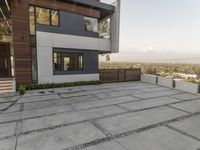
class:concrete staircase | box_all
[0,78,16,94]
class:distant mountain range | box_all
[104,50,200,64]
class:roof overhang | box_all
[0,0,11,35]
[0,0,11,18]
[58,0,115,19]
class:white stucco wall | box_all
[36,31,100,84]
[37,31,111,51]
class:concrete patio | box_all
[1,81,200,150]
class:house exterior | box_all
[0,0,120,92]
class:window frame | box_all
[53,51,84,74]
[35,7,51,25]
[29,6,36,35]
[51,9,60,27]
[31,5,60,27]
[84,16,99,33]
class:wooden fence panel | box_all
[118,69,125,82]
[125,69,141,81]
[99,69,141,83]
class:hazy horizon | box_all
[101,0,200,63]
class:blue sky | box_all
[100,0,200,62]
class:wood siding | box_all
[29,0,100,18]
[11,0,100,85]
[99,69,141,83]
[11,0,32,85]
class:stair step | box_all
[0,90,13,94]
[0,79,15,94]
[0,81,12,84]
[0,87,12,90]
[0,83,13,87]
[0,83,13,86]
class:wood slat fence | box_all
[99,69,141,83]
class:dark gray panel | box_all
[53,48,99,75]
[36,11,99,38]
[84,50,99,73]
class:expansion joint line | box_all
[165,125,200,142]
[90,120,113,137]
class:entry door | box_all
[0,44,10,77]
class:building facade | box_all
[0,0,120,92]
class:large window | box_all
[99,18,111,39]
[35,7,59,26]
[84,16,98,33]
[36,7,50,25]
[53,52,83,72]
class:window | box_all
[51,10,59,26]
[53,52,83,72]
[31,47,38,81]
[99,18,111,39]
[29,6,35,35]
[53,53,61,71]
[36,7,50,25]
[35,7,59,26]
[84,16,98,33]
[30,35,36,47]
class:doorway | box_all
[0,43,11,78]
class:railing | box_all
[141,74,200,94]
[99,69,141,83]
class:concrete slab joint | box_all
[0,82,200,150]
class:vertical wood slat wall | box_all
[11,0,100,85]
[99,69,141,83]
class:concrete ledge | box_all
[141,74,157,84]
[157,76,173,88]
[175,80,199,94]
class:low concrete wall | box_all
[157,76,173,88]
[175,80,199,94]
[141,74,157,84]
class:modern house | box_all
[0,0,120,93]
